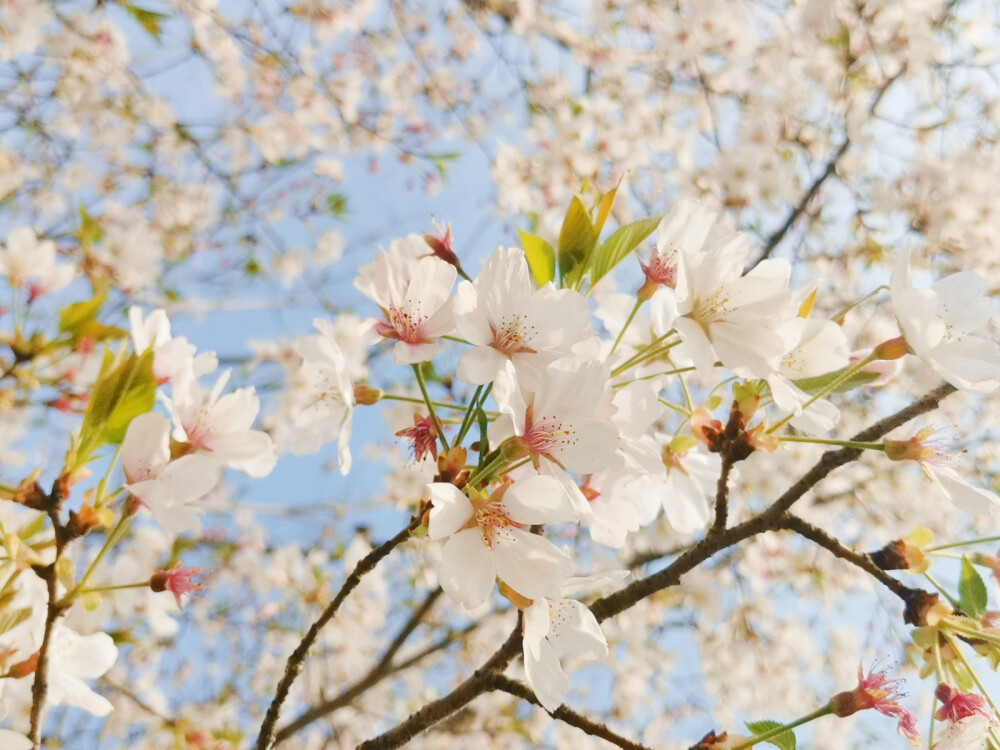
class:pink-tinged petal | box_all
[157,454,221,503]
[150,501,202,534]
[503,475,577,525]
[546,599,607,661]
[402,256,456,316]
[523,598,550,661]
[523,635,568,712]
[673,316,715,374]
[392,340,445,365]
[549,417,623,475]
[126,479,174,514]
[930,465,999,516]
[428,484,474,539]
[479,247,533,322]
[457,346,509,385]
[491,527,569,601]
[439,529,494,608]
[122,413,171,483]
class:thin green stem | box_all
[466,450,511,488]
[380,393,470,411]
[768,353,877,434]
[613,366,696,388]
[923,571,961,609]
[95,443,125,507]
[610,298,643,357]
[658,397,691,417]
[412,365,450,452]
[927,535,1000,553]
[610,331,677,377]
[61,513,132,605]
[669,354,694,412]
[778,436,886,451]
[80,581,151,594]
[729,705,833,750]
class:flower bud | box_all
[353,384,383,406]
[872,336,911,361]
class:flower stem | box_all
[942,631,1000,724]
[412,365,450,452]
[610,331,677,377]
[730,705,834,750]
[60,512,132,606]
[768,353,877,434]
[80,581,151,594]
[609,298,643,357]
[380,393,469,411]
[926,535,1000,553]
[923,571,961,609]
[778,436,886,451]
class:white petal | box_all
[491,527,569,600]
[121,413,170,483]
[523,599,550,660]
[428,484,474,539]
[439,529,494,608]
[546,599,608,661]
[931,465,998,516]
[457,347,508,385]
[523,636,568,712]
[503,475,578,525]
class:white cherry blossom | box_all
[354,246,456,364]
[123,412,221,533]
[427,476,574,609]
[0,227,74,295]
[891,250,1000,393]
[522,571,626,712]
[454,246,592,387]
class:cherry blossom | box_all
[453,246,592,387]
[122,412,221,533]
[167,368,277,478]
[891,250,1000,393]
[522,572,627,711]
[129,307,218,385]
[0,227,74,295]
[671,202,793,378]
[427,476,574,608]
[354,245,456,364]
[830,662,920,746]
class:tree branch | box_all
[357,619,523,750]
[489,674,655,750]
[254,517,418,750]
[273,587,444,745]
[357,381,956,749]
[780,514,914,600]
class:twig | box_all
[273,587,444,745]
[489,674,655,750]
[781,514,913,600]
[711,452,735,534]
[254,518,418,750]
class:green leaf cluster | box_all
[516,183,661,293]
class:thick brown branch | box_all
[489,674,654,750]
[255,518,417,750]
[357,620,523,750]
[781,514,914,600]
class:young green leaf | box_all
[960,556,989,620]
[123,4,171,41]
[587,215,662,288]
[745,719,797,750]
[517,228,556,287]
[76,348,157,466]
[557,195,598,286]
